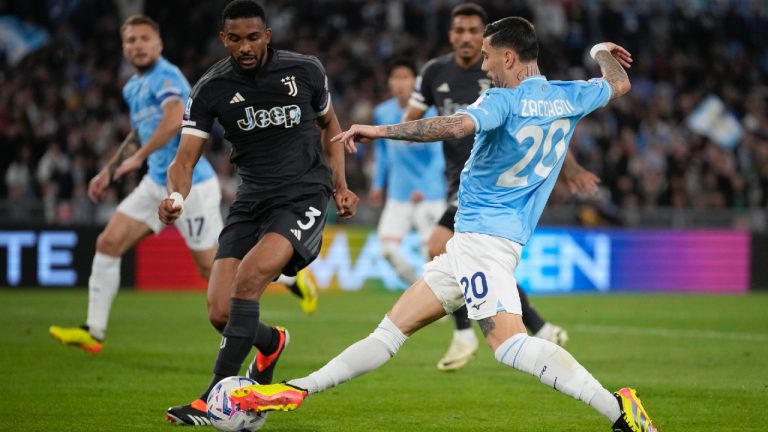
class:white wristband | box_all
[590,43,610,60]
[169,192,184,210]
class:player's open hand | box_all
[566,169,601,198]
[114,153,145,180]
[158,197,183,225]
[599,42,632,69]
[332,124,382,154]
[334,187,359,220]
[88,170,110,202]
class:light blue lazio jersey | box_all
[372,98,445,201]
[123,57,215,186]
[455,75,611,244]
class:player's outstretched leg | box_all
[611,388,659,432]
[490,316,660,431]
[437,305,478,371]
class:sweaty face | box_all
[220,17,272,70]
[122,24,162,70]
[449,15,484,63]
[387,66,416,101]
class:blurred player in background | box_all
[370,59,446,285]
[233,17,659,432]
[158,0,358,425]
[48,15,223,354]
[405,2,571,372]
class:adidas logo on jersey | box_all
[229,92,245,104]
[437,82,450,92]
[291,229,302,240]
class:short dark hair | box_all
[451,2,488,25]
[387,58,417,77]
[221,0,267,28]
[121,15,160,36]
[483,17,538,61]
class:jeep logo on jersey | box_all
[237,105,301,130]
[281,75,298,97]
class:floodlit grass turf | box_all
[1,288,767,431]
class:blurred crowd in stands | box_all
[1,0,767,225]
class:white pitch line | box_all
[571,324,768,342]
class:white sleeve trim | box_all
[181,127,210,139]
[601,78,612,107]
[457,111,480,133]
[316,94,331,117]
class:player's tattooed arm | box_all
[591,42,632,100]
[383,115,474,142]
[478,318,496,337]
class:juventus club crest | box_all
[281,75,298,97]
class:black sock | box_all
[285,281,302,298]
[253,323,279,355]
[452,305,472,330]
[518,284,545,333]
[205,299,261,394]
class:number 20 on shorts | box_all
[460,271,489,305]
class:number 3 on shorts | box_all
[460,271,489,305]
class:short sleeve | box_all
[576,78,612,116]
[409,62,435,111]
[308,57,331,116]
[181,84,215,139]
[151,72,185,107]
[456,89,509,133]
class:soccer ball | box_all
[206,376,268,432]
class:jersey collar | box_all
[522,75,547,82]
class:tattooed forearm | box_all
[594,50,630,100]
[478,317,496,337]
[384,116,468,142]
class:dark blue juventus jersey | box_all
[182,49,332,199]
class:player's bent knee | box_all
[95,232,123,256]
[370,315,408,356]
[207,304,228,332]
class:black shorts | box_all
[437,204,458,232]
[216,186,331,276]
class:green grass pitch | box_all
[2,288,767,431]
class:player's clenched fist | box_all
[158,192,184,225]
[334,187,359,220]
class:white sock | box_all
[85,252,121,340]
[534,322,553,339]
[276,274,297,286]
[453,328,478,345]
[381,241,419,284]
[289,315,407,394]
[495,333,620,423]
